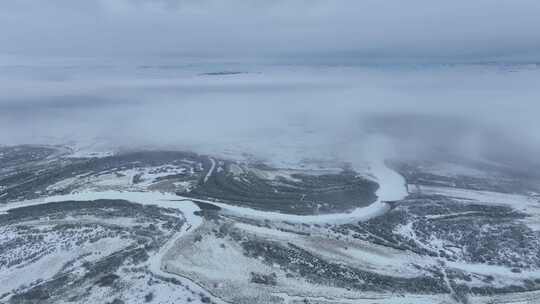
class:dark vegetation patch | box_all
[186,162,378,215]
[199,71,246,76]
[391,159,540,194]
[241,239,449,294]
[250,272,277,286]
[96,274,120,287]
[1,149,205,203]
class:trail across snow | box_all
[203,157,216,183]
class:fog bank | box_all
[1,63,540,169]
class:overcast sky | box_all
[1,0,540,61]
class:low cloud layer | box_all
[2,64,540,169]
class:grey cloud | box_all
[1,0,539,60]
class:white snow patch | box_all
[0,236,130,297]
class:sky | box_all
[1,1,540,169]
[1,0,540,61]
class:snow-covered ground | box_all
[3,163,539,303]
[0,234,130,297]
[2,157,408,225]
[43,165,189,194]
[62,140,116,159]
[418,162,496,178]
[1,190,189,214]
[413,184,540,231]
[0,190,224,304]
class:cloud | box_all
[1,0,539,60]
[1,64,540,169]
